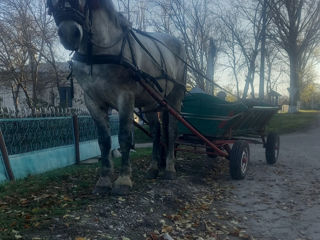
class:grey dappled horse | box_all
[47,0,186,195]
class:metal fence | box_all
[0,108,119,181]
[0,115,119,156]
[0,106,89,119]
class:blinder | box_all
[47,0,88,26]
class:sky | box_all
[54,0,320,98]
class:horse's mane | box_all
[98,0,131,29]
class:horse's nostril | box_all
[73,28,81,39]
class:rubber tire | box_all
[229,140,249,180]
[265,132,280,165]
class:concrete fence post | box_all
[0,129,14,181]
[72,114,80,164]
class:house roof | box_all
[269,89,282,97]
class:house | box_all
[0,62,85,110]
[268,90,281,106]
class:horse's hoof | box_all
[93,176,112,194]
[145,169,159,179]
[112,185,131,196]
[93,186,112,195]
[163,170,177,180]
[112,176,132,195]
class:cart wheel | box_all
[265,132,280,165]
[206,146,217,158]
[230,140,249,180]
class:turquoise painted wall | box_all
[0,115,120,183]
[10,145,76,179]
[79,136,119,161]
[0,137,120,182]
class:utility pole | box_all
[206,38,217,95]
[259,0,268,100]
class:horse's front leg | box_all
[112,93,134,195]
[84,95,113,194]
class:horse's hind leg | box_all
[145,112,161,179]
[84,95,113,194]
[112,93,134,195]
[164,87,185,180]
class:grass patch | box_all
[266,111,319,134]
[134,125,152,143]
[0,148,151,239]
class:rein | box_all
[71,28,167,93]
[72,25,183,93]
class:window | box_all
[59,87,72,107]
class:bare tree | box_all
[220,25,245,99]
[154,0,220,93]
[116,0,148,30]
[219,0,266,99]
[268,0,320,112]
[0,0,59,113]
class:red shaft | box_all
[139,80,228,158]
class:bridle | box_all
[47,0,89,27]
[47,0,129,61]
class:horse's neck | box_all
[79,8,123,55]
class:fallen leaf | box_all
[111,211,117,217]
[161,225,173,233]
[63,196,73,202]
[34,222,40,228]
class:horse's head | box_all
[48,0,130,51]
[47,0,92,51]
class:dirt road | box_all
[226,117,320,240]
[26,118,320,240]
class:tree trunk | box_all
[11,84,20,117]
[267,60,272,103]
[242,75,250,99]
[242,59,256,99]
[232,67,241,99]
[288,53,300,113]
